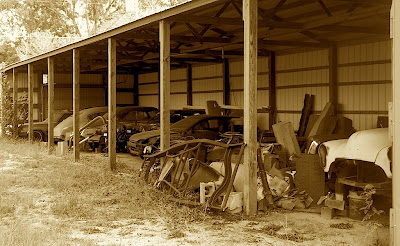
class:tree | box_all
[81,0,126,37]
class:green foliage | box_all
[360,185,385,221]
[0,73,28,136]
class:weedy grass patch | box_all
[0,137,210,230]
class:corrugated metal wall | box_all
[137,39,391,131]
[192,64,224,107]
[9,40,391,130]
[275,49,330,129]
[229,58,270,108]
[337,40,391,130]
[12,72,134,122]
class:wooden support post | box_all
[243,0,258,216]
[48,57,55,154]
[73,49,80,161]
[391,1,400,244]
[329,44,338,112]
[28,64,34,143]
[102,72,108,106]
[108,37,117,171]
[268,52,276,130]
[13,69,18,138]
[133,72,139,106]
[223,58,231,105]
[39,70,44,121]
[159,20,170,151]
[0,72,4,137]
[187,64,193,106]
[158,66,161,110]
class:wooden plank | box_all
[133,72,139,106]
[187,64,193,106]
[329,45,338,110]
[73,49,80,161]
[159,20,170,151]
[0,73,4,137]
[269,52,276,130]
[272,122,301,156]
[297,94,314,137]
[47,57,54,154]
[28,64,34,143]
[102,72,108,106]
[392,0,400,244]
[223,58,230,105]
[108,38,117,171]
[12,69,18,138]
[307,102,335,137]
[243,0,258,216]
[38,71,44,121]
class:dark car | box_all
[19,110,72,141]
[80,106,159,152]
[127,115,237,156]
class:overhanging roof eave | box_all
[0,0,221,73]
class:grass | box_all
[0,137,389,245]
[0,137,212,244]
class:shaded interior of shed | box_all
[4,0,392,131]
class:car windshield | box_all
[171,116,206,132]
[122,110,158,121]
[87,111,107,120]
[56,112,72,123]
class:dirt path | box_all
[0,139,390,245]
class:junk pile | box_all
[139,139,314,213]
[138,95,359,214]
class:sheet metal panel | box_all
[275,49,330,128]
[338,40,392,130]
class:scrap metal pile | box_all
[139,139,314,212]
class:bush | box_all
[1,73,28,136]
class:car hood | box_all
[319,128,392,178]
[129,130,161,142]
[129,129,180,142]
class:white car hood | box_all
[320,128,392,178]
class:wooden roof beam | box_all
[169,15,303,29]
[259,39,330,48]
[310,24,390,35]
[260,0,286,20]
[317,0,332,17]
[199,1,231,37]
[120,33,233,43]
[334,0,392,6]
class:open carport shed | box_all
[1,0,399,240]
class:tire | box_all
[140,157,161,184]
[32,131,45,142]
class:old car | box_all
[54,106,108,142]
[79,106,159,152]
[318,128,392,184]
[19,109,72,141]
[127,114,237,157]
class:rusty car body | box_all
[127,115,237,156]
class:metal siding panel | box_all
[230,91,243,106]
[139,95,158,108]
[337,40,391,130]
[171,81,186,93]
[117,74,134,89]
[193,93,223,107]
[116,92,133,105]
[193,79,223,91]
[140,72,158,83]
[170,94,187,109]
[171,68,186,81]
[139,83,158,94]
